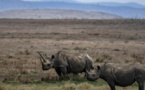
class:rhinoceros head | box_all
[38,52,55,70]
[86,66,101,81]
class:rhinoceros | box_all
[38,50,94,79]
[86,62,145,90]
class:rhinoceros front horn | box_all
[37,51,46,63]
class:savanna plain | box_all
[0,19,145,90]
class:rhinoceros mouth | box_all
[42,68,49,71]
[87,77,97,81]
[42,64,52,70]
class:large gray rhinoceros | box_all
[38,50,94,79]
[86,62,145,90]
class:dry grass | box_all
[0,19,145,89]
[0,81,139,90]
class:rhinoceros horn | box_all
[37,52,47,63]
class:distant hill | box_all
[0,9,122,19]
[0,0,145,18]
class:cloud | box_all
[22,0,71,1]
[74,0,145,5]
[22,0,43,1]
[21,0,145,5]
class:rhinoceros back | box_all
[54,51,93,73]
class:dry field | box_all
[0,19,145,90]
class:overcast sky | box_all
[21,0,145,5]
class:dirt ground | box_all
[0,19,145,83]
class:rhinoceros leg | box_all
[137,81,144,90]
[60,67,68,79]
[55,67,68,80]
[107,80,116,90]
[138,82,144,90]
[135,75,144,90]
[55,68,62,79]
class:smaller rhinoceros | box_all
[86,62,145,90]
[38,50,94,79]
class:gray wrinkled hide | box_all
[86,62,145,90]
[39,51,94,79]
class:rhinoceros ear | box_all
[51,55,55,59]
[97,66,101,70]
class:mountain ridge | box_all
[0,9,122,19]
[1,1,145,18]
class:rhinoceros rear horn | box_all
[86,70,89,74]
